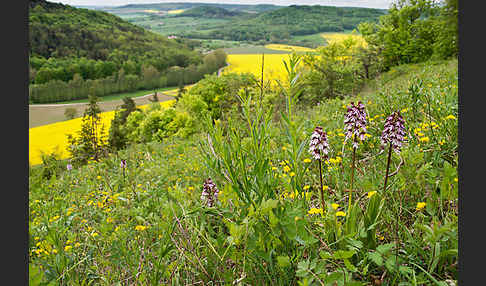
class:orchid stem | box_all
[383,142,393,193]
[319,159,325,215]
[348,145,356,211]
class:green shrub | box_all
[64,107,77,120]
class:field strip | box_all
[29,100,176,166]
[29,91,174,108]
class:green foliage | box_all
[108,97,140,152]
[66,96,108,164]
[176,6,246,18]
[303,38,365,102]
[29,0,198,65]
[182,5,385,44]
[63,107,77,120]
[29,49,228,104]
[186,72,256,120]
[38,148,64,180]
[28,0,228,103]
[358,0,458,70]
[29,56,457,285]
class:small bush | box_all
[64,107,77,120]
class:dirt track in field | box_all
[29,92,174,128]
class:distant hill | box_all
[176,6,246,18]
[108,2,280,14]
[29,0,198,63]
[183,5,387,42]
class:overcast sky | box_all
[49,0,393,9]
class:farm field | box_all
[264,44,316,52]
[224,53,296,82]
[29,89,176,128]
[223,45,290,55]
[131,16,230,36]
[29,100,176,166]
[167,9,185,14]
[320,32,367,47]
[34,86,179,105]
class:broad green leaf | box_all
[320,251,332,260]
[277,255,291,268]
[333,250,355,259]
[368,252,383,266]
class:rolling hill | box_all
[29,0,199,63]
[175,6,247,18]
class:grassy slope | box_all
[29,58,458,284]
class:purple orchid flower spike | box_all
[344,101,368,148]
[201,178,219,207]
[381,111,406,153]
[308,126,331,161]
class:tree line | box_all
[29,50,227,104]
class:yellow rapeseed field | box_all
[265,44,315,53]
[225,33,365,82]
[167,9,185,14]
[320,32,367,47]
[29,100,175,166]
[224,54,297,82]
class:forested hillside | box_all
[176,6,247,18]
[182,5,386,42]
[28,0,227,103]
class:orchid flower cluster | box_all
[201,178,219,207]
[308,126,331,161]
[344,101,368,149]
[381,111,406,153]
[305,102,407,215]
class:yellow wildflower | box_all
[64,245,72,251]
[445,115,456,120]
[289,172,295,177]
[336,211,346,217]
[135,225,148,231]
[303,158,311,163]
[419,137,430,143]
[303,185,310,190]
[367,191,377,198]
[416,202,426,211]
[308,208,323,216]
[283,165,291,173]
[331,203,339,210]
